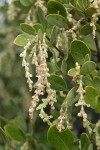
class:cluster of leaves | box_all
[0,0,100,150]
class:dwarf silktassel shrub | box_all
[4,0,100,149]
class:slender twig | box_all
[46,35,64,57]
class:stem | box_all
[46,36,64,57]
[95,36,100,62]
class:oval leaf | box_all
[46,14,67,28]
[80,133,91,150]
[47,62,57,74]
[82,76,92,86]
[48,125,74,150]
[93,76,100,93]
[88,144,93,150]
[4,125,26,142]
[66,87,78,106]
[9,116,26,132]
[81,61,96,75]
[85,86,98,109]
[81,23,92,36]
[33,23,43,32]
[68,68,77,77]
[14,34,28,46]
[48,75,67,91]
[36,7,46,27]
[47,0,67,17]
[20,23,36,35]
[70,40,90,64]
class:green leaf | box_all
[68,68,76,77]
[91,70,98,77]
[85,86,100,112]
[9,116,26,132]
[50,26,59,46]
[80,133,91,150]
[20,0,31,6]
[47,62,57,73]
[67,54,75,70]
[81,23,100,35]
[66,87,78,106]
[70,40,90,64]
[81,23,92,36]
[20,23,36,35]
[46,14,67,28]
[47,0,67,17]
[93,76,100,93]
[85,86,97,109]
[36,7,46,27]
[84,54,90,61]
[14,34,28,46]
[95,95,100,113]
[82,76,92,86]
[4,125,26,142]
[88,144,93,150]
[83,34,97,51]
[48,125,74,150]
[33,23,43,32]
[48,74,67,91]
[80,61,96,75]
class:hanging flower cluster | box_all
[73,63,90,126]
[20,42,33,91]
[66,10,83,40]
[90,0,100,38]
[67,18,83,40]
[29,33,56,125]
[57,99,72,132]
